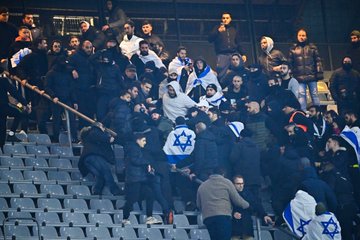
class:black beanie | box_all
[206,84,217,92]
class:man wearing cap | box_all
[120,20,143,59]
[80,20,106,50]
[347,30,360,72]
[0,7,18,71]
[122,63,138,89]
[199,83,228,111]
[150,108,173,142]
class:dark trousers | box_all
[204,215,232,240]
[36,100,51,134]
[149,174,170,214]
[96,92,117,122]
[0,105,28,148]
[337,203,358,240]
[51,100,77,140]
[84,155,120,195]
[123,181,154,219]
[77,90,96,130]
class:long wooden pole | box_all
[4,71,117,137]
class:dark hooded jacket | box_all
[191,129,218,177]
[230,137,262,186]
[68,49,96,91]
[78,125,115,176]
[124,142,149,183]
[299,167,338,212]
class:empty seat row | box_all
[0,169,90,183]
[0,157,77,169]
[2,144,73,157]
[2,225,210,240]
[0,183,95,197]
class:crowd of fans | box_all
[1,1,360,239]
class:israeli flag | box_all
[283,190,317,238]
[341,125,360,164]
[302,212,341,240]
[163,125,196,164]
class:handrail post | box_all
[256,217,262,240]
[65,109,73,148]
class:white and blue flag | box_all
[283,190,316,238]
[302,212,341,240]
[341,125,360,164]
[163,125,196,164]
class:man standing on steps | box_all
[197,167,250,240]
[208,12,246,82]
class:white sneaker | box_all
[18,130,28,138]
[146,216,162,225]
[122,219,131,225]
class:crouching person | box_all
[78,122,122,195]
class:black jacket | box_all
[68,50,96,91]
[96,62,123,94]
[81,26,106,50]
[230,137,262,186]
[221,64,249,88]
[208,24,244,55]
[258,49,286,77]
[105,98,132,138]
[78,126,115,176]
[0,77,27,109]
[299,167,338,212]
[329,67,360,103]
[44,64,76,103]
[124,142,149,183]
[192,129,218,175]
[289,42,323,83]
[0,22,18,59]
[16,48,48,88]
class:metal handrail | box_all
[4,71,117,138]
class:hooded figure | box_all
[186,58,222,102]
[163,81,196,122]
[258,36,286,77]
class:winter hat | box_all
[150,108,162,116]
[206,84,217,92]
[228,121,244,138]
[144,61,156,71]
[283,97,300,110]
[125,64,137,71]
[175,116,186,125]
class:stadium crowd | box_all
[1,1,360,239]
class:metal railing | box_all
[4,71,117,148]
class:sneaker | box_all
[122,219,131,225]
[6,134,21,142]
[146,216,162,225]
[18,130,28,138]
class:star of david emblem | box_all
[297,218,311,236]
[321,217,340,239]
[173,130,192,152]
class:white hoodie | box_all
[163,81,196,122]
[120,34,143,59]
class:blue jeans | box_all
[298,81,320,111]
[204,215,232,240]
[84,155,121,195]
